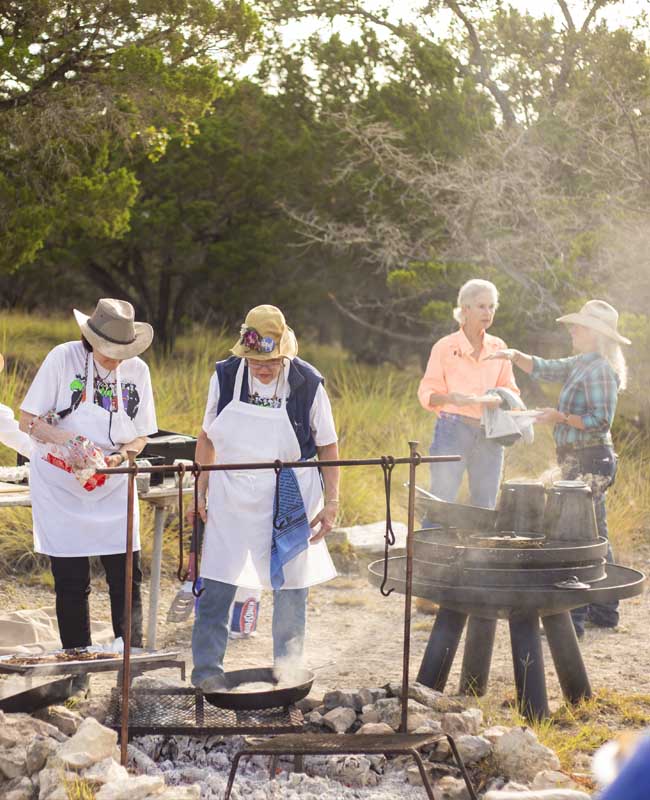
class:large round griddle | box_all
[203,667,314,710]
[369,557,645,619]
[412,557,607,587]
[414,529,609,567]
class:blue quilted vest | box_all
[215,356,324,459]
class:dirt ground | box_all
[2,548,649,710]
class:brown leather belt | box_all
[440,411,483,429]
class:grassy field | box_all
[0,311,648,578]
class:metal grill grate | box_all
[104,688,304,737]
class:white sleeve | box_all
[134,363,158,437]
[202,373,220,432]
[0,404,31,458]
[20,346,65,416]
[310,384,338,447]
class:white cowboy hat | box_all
[556,300,631,345]
[73,299,154,360]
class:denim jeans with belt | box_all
[557,444,619,635]
[191,578,309,686]
[427,412,504,510]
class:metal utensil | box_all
[167,518,204,623]
[409,484,498,530]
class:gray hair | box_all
[453,279,499,325]
[594,333,628,391]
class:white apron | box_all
[30,355,140,557]
[201,360,336,590]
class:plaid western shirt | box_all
[531,353,619,449]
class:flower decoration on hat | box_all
[239,325,276,354]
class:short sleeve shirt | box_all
[202,361,337,447]
[21,341,157,438]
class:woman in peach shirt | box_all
[417,279,519,509]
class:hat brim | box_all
[556,312,631,345]
[73,309,154,359]
[231,327,298,360]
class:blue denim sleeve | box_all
[531,355,580,383]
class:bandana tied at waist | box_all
[271,467,312,589]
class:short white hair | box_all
[453,279,499,325]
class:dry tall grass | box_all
[1,312,648,578]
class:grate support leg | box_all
[542,611,592,704]
[459,617,497,697]
[224,753,244,800]
[417,607,467,691]
[409,749,437,800]
[509,613,549,721]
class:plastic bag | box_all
[37,434,107,491]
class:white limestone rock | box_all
[57,718,118,770]
[374,698,431,732]
[1,776,35,800]
[38,768,79,800]
[35,706,83,737]
[413,719,443,736]
[359,705,381,724]
[388,682,464,713]
[83,757,129,785]
[532,771,581,791]
[437,775,473,799]
[127,744,162,776]
[483,725,510,744]
[26,738,58,776]
[494,728,561,783]
[455,734,492,763]
[322,707,356,734]
[305,710,324,726]
[95,775,166,800]
[323,690,357,711]
[356,722,394,735]
[325,755,379,786]
[0,746,28,780]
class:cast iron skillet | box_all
[202,667,315,710]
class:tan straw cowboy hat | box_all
[231,305,298,361]
[556,300,631,345]
[73,299,154,359]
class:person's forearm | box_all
[317,442,340,504]
[19,411,68,445]
[511,351,534,374]
[428,392,451,406]
[194,430,215,497]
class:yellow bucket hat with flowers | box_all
[231,305,298,361]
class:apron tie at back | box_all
[271,463,312,589]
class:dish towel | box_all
[271,467,312,589]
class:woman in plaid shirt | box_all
[490,300,629,638]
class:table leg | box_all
[146,506,169,649]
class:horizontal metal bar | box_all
[97,454,461,476]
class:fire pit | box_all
[369,479,646,720]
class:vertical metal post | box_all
[400,441,419,734]
[120,453,137,766]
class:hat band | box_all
[87,319,136,346]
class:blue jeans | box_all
[427,413,504,510]
[558,445,619,635]
[191,579,309,686]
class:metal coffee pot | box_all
[495,479,546,534]
[543,480,599,543]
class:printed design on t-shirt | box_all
[69,374,141,420]
[248,392,282,409]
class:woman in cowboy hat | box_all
[490,299,629,637]
[190,305,340,691]
[19,299,157,653]
[0,354,31,458]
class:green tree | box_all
[0,0,259,272]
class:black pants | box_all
[49,552,143,649]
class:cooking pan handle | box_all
[380,456,396,597]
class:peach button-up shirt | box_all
[417,328,519,420]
